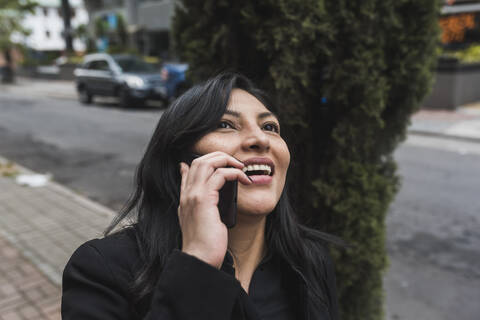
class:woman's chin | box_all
[236,199,277,217]
[235,184,282,220]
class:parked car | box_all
[74,53,188,107]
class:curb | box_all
[0,229,63,286]
[0,156,116,219]
[1,77,77,101]
[408,129,480,144]
[0,156,117,286]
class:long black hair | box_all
[105,72,343,307]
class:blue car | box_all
[160,63,189,102]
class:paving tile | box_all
[0,160,116,319]
[1,311,23,320]
[0,233,60,319]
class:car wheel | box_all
[118,89,132,108]
[78,87,92,104]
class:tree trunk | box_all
[61,0,74,53]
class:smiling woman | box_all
[61,73,341,320]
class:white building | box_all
[15,0,89,52]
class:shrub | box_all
[445,44,480,63]
[173,1,441,319]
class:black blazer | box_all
[62,228,339,320]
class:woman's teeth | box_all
[242,164,272,176]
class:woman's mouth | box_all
[241,159,274,185]
[246,174,273,184]
[242,164,273,176]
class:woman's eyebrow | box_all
[224,110,278,120]
[224,110,240,117]
[258,111,277,120]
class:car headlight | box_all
[125,76,145,89]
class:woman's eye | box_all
[218,121,234,129]
[263,122,280,133]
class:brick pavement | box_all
[0,157,116,319]
[0,235,60,320]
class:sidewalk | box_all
[410,103,480,142]
[0,157,115,320]
[0,77,76,100]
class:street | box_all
[385,134,480,319]
[1,88,479,319]
[0,90,160,209]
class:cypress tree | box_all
[173,1,441,319]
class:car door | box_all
[103,60,119,96]
[87,60,113,95]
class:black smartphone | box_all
[184,154,237,228]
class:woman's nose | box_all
[241,126,270,152]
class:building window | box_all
[43,8,48,16]
[45,30,51,38]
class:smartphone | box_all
[184,154,237,228]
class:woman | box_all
[62,73,340,319]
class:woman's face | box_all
[193,89,290,218]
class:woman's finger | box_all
[179,162,189,193]
[190,151,243,170]
[192,151,243,165]
[188,153,245,186]
[207,167,252,191]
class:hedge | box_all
[173,1,441,319]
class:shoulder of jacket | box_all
[87,227,138,254]
[71,227,141,280]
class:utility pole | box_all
[61,0,74,54]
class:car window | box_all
[114,57,156,72]
[88,60,110,71]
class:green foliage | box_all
[94,16,109,38]
[75,24,88,40]
[173,0,441,319]
[0,0,37,49]
[443,44,480,63]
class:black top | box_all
[61,228,338,320]
[220,250,295,320]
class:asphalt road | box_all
[1,90,479,319]
[0,92,160,209]
[385,135,480,319]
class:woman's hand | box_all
[178,152,251,269]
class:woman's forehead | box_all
[227,89,275,117]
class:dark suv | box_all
[74,53,188,107]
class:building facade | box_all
[15,0,89,52]
[84,0,175,58]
